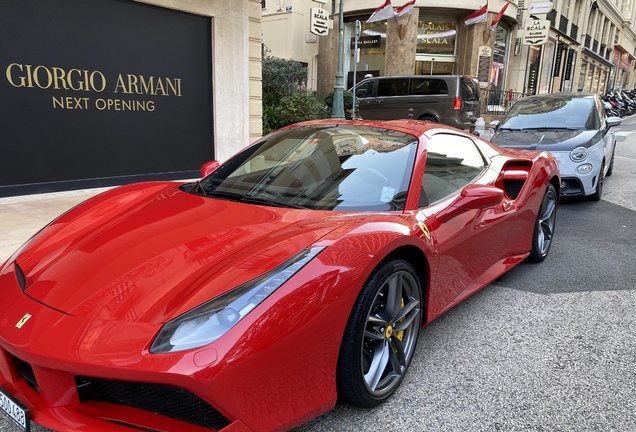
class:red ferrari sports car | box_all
[0,119,559,432]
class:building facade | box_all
[300,0,636,99]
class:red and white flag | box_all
[464,2,488,26]
[490,2,510,31]
[367,0,395,23]
[395,0,416,17]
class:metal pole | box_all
[331,0,345,119]
[352,20,360,119]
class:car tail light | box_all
[453,97,461,110]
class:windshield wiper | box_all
[205,190,308,209]
[240,195,309,209]
[190,181,208,196]
[205,190,246,201]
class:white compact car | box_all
[490,92,620,201]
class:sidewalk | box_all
[0,188,110,262]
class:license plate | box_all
[466,111,474,116]
[0,386,29,432]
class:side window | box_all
[460,77,479,100]
[355,80,374,99]
[409,78,448,95]
[595,96,607,126]
[378,79,409,97]
[419,133,487,207]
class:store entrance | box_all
[415,60,455,75]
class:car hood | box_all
[14,182,343,323]
[491,129,601,151]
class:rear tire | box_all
[418,115,437,123]
[528,183,558,263]
[337,259,422,407]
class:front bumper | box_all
[550,151,603,197]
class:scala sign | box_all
[522,18,549,45]
[310,8,329,36]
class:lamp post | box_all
[331,0,345,118]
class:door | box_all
[418,133,512,318]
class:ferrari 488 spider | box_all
[0,119,559,432]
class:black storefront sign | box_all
[553,43,563,77]
[0,0,213,196]
[564,49,575,80]
[350,35,382,49]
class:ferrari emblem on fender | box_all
[418,222,431,240]
[15,313,32,329]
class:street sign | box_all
[310,7,329,36]
[527,1,553,15]
[522,18,549,45]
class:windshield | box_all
[500,95,599,130]
[197,125,418,211]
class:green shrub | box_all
[275,92,329,128]
[262,55,308,107]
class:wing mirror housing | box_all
[200,160,220,178]
[438,185,504,223]
[607,117,621,128]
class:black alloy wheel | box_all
[528,183,558,262]
[337,259,422,407]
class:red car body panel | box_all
[0,119,559,432]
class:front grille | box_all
[76,377,231,430]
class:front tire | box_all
[606,149,615,177]
[589,161,605,201]
[528,183,558,263]
[337,259,422,407]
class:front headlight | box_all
[570,147,589,162]
[150,246,325,353]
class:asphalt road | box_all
[3,118,636,432]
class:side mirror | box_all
[607,117,621,128]
[200,160,220,178]
[489,120,500,131]
[437,185,504,223]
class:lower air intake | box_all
[76,377,231,430]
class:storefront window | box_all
[538,40,555,93]
[578,61,587,91]
[344,18,386,88]
[415,17,457,75]
[598,69,607,93]
[585,63,595,91]
[525,45,542,95]
[492,24,511,92]
[417,19,456,55]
